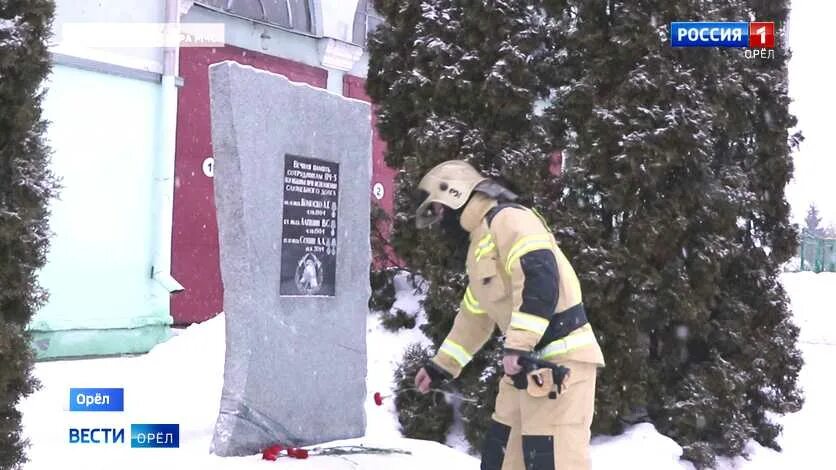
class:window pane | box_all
[352,0,368,45]
[228,0,267,20]
[352,0,384,45]
[196,0,296,29]
[288,0,312,33]
[261,0,291,27]
[198,0,227,9]
[367,14,383,36]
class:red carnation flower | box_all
[288,448,309,459]
[373,392,384,406]
[262,444,283,461]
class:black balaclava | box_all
[439,197,472,246]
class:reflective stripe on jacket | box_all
[432,194,605,378]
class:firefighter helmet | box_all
[415,160,488,228]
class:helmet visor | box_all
[414,189,443,229]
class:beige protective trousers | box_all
[484,361,598,470]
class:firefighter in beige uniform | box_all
[413,161,605,470]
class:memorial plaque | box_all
[280,155,339,296]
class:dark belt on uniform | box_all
[534,303,589,351]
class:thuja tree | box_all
[367,0,557,447]
[0,0,57,468]
[541,0,802,466]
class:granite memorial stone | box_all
[208,61,371,457]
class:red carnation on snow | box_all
[288,448,310,459]
[373,392,384,406]
[262,444,283,461]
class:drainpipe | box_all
[151,0,185,295]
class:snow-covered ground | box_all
[19,272,835,469]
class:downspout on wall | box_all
[152,0,185,295]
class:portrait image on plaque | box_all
[280,155,339,296]
[295,253,324,295]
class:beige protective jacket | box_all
[431,194,605,378]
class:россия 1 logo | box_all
[671,21,775,49]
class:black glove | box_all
[511,355,571,396]
[423,361,453,388]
